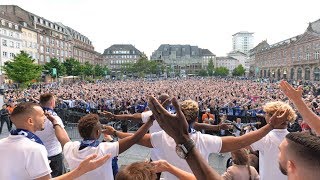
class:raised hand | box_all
[269,109,290,128]
[101,125,115,135]
[100,111,115,120]
[44,110,57,124]
[151,160,171,173]
[148,96,189,144]
[279,80,303,101]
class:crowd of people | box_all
[0,77,319,180]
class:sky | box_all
[1,0,320,57]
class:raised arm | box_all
[101,111,142,122]
[280,80,320,135]
[220,110,289,153]
[148,96,221,180]
[45,112,70,147]
[117,118,154,154]
[194,122,230,131]
[102,125,152,148]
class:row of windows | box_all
[39,55,64,63]
[258,51,320,65]
[0,29,21,39]
[40,46,72,57]
[39,35,71,49]
[22,41,37,49]
[106,55,138,59]
[2,52,15,58]
[110,60,137,64]
[1,19,19,30]
[2,39,20,49]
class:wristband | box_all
[53,124,60,129]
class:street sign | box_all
[52,68,57,76]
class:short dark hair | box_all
[286,132,320,168]
[116,162,156,180]
[40,93,54,106]
[11,102,39,120]
[78,114,100,139]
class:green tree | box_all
[94,64,104,77]
[207,58,214,76]
[3,51,42,87]
[43,58,66,77]
[83,62,94,76]
[214,67,229,76]
[63,58,82,76]
[232,64,246,76]
[198,69,208,76]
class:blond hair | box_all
[180,100,199,122]
[263,101,297,123]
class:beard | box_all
[279,163,288,175]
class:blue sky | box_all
[1,0,320,57]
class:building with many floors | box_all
[0,13,23,83]
[252,19,320,81]
[150,44,215,75]
[0,5,99,65]
[103,44,142,72]
[232,31,254,55]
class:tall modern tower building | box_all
[232,31,254,54]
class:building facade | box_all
[150,44,216,75]
[63,25,95,64]
[216,56,238,73]
[232,31,254,54]
[103,44,142,72]
[227,51,249,75]
[253,19,320,81]
[0,14,23,83]
[0,5,97,65]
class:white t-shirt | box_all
[63,141,119,180]
[0,135,52,179]
[141,110,162,133]
[141,110,164,161]
[151,130,222,180]
[35,115,65,157]
[251,129,289,180]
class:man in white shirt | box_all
[106,99,290,180]
[0,102,111,180]
[250,101,296,180]
[63,113,154,180]
[35,93,67,177]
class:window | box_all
[28,42,32,48]
[306,53,310,60]
[56,40,59,47]
[1,20,5,25]
[2,39,7,46]
[9,53,14,58]
[9,31,13,37]
[52,49,55,55]
[46,37,49,45]
[46,47,50,54]
[15,33,19,38]
[2,52,7,58]
[9,41,14,47]
[40,55,44,62]
[46,56,50,62]
[40,35,43,43]
[16,42,20,49]
[8,23,12,28]
[40,46,44,53]
[51,39,54,45]
[315,51,319,60]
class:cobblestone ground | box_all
[0,127,230,175]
